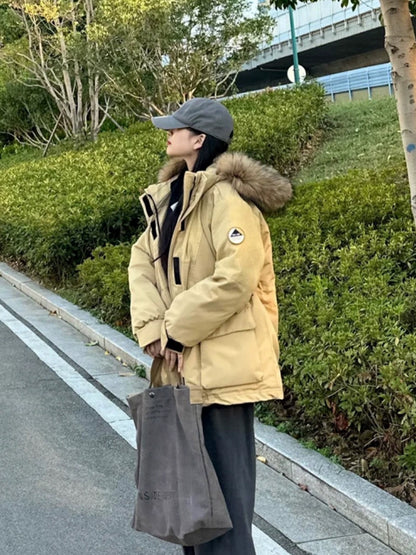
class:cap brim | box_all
[151,115,187,130]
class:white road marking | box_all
[0,304,137,448]
[252,526,291,554]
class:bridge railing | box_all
[265,0,380,46]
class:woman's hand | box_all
[145,340,184,373]
[144,340,163,359]
[164,348,184,374]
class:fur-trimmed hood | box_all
[157,152,292,213]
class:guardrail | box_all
[319,62,393,100]
[227,63,393,102]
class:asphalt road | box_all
[0,320,178,555]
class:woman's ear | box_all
[193,133,206,151]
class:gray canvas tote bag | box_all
[127,382,233,546]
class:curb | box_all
[0,262,154,375]
[1,262,416,555]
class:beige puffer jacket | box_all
[128,152,292,405]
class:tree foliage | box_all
[0,0,273,144]
[0,4,23,44]
[0,0,111,144]
[96,0,274,118]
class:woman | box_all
[128,97,292,554]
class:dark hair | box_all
[158,170,185,276]
[158,128,231,276]
[189,127,231,172]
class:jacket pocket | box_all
[200,304,262,389]
[205,303,255,339]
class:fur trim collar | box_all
[157,152,292,213]
[213,152,292,212]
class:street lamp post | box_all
[288,6,300,85]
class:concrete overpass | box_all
[237,0,415,91]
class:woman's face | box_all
[166,128,205,158]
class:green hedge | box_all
[0,84,327,280]
[271,163,416,447]
[0,122,165,280]
[225,83,327,175]
[76,161,416,458]
[76,243,132,326]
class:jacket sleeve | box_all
[128,228,167,348]
[162,187,265,348]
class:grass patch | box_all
[295,96,403,184]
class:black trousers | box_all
[182,403,256,555]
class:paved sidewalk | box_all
[1,264,415,554]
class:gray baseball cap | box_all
[152,98,234,144]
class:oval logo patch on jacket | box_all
[228,227,245,244]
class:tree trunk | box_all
[54,23,79,136]
[380,0,416,227]
[85,0,101,140]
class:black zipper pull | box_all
[173,257,181,285]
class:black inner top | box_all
[159,174,184,277]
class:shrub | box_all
[400,442,416,471]
[0,121,165,280]
[269,162,416,449]
[76,243,132,326]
